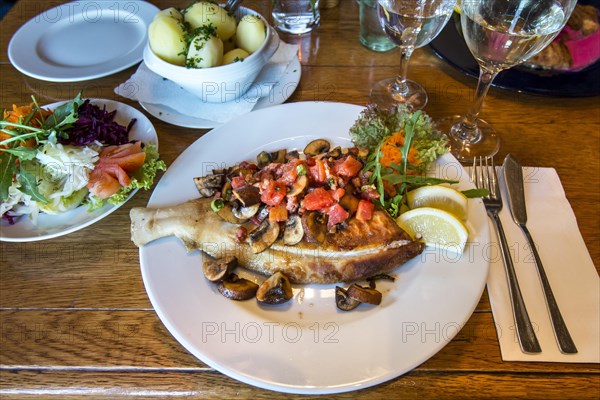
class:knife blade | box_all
[502,154,578,354]
[502,154,528,226]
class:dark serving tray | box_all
[429,0,600,97]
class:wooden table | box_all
[1,1,598,398]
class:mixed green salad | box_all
[0,94,166,224]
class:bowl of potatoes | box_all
[144,2,279,103]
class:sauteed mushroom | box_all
[232,185,261,206]
[346,284,382,305]
[193,174,225,197]
[216,202,247,224]
[249,218,280,253]
[256,272,293,305]
[366,274,396,289]
[232,203,260,220]
[285,150,300,161]
[327,146,342,159]
[301,211,327,243]
[270,149,287,164]
[217,274,259,301]
[304,139,330,156]
[287,175,308,197]
[203,256,237,282]
[338,191,360,215]
[335,286,360,311]
[283,214,304,245]
[256,151,270,168]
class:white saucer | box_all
[139,56,302,129]
[8,1,158,82]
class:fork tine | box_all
[479,157,492,196]
[473,156,483,191]
[481,157,487,193]
[489,157,499,199]
[485,157,492,196]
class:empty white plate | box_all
[8,0,158,82]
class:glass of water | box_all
[440,0,577,162]
[369,0,456,110]
[272,0,321,35]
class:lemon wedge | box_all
[397,207,469,254]
[406,185,468,220]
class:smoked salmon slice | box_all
[88,141,146,199]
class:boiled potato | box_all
[236,15,266,54]
[223,35,237,54]
[156,6,183,20]
[184,1,237,41]
[186,34,224,68]
[148,14,186,66]
[223,48,250,65]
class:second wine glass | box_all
[439,0,577,162]
[370,0,456,110]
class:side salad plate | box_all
[1,99,159,242]
[138,102,490,394]
[8,1,159,82]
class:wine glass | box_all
[440,0,577,162]
[370,0,457,110]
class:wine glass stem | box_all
[458,66,500,141]
[394,46,415,95]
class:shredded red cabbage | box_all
[2,213,16,225]
[59,100,137,146]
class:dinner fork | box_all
[224,0,244,13]
[472,157,542,354]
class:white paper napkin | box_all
[483,167,599,363]
[114,42,299,125]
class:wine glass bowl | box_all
[441,0,577,162]
[369,0,457,110]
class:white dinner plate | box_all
[8,1,158,82]
[0,99,158,242]
[138,102,490,394]
[139,55,302,129]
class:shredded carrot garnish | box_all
[1,103,52,148]
[379,130,421,172]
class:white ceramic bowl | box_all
[143,6,280,103]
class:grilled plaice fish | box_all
[130,198,424,284]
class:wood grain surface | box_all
[1,1,598,398]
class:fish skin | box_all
[130,198,425,284]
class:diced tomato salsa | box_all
[231,176,247,189]
[356,199,374,222]
[260,180,286,206]
[211,146,375,238]
[309,159,326,184]
[269,204,289,222]
[333,155,362,178]
[326,203,349,228]
[304,187,335,210]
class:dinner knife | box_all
[502,154,578,354]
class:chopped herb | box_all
[211,198,224,212]
[296,164,307,176]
